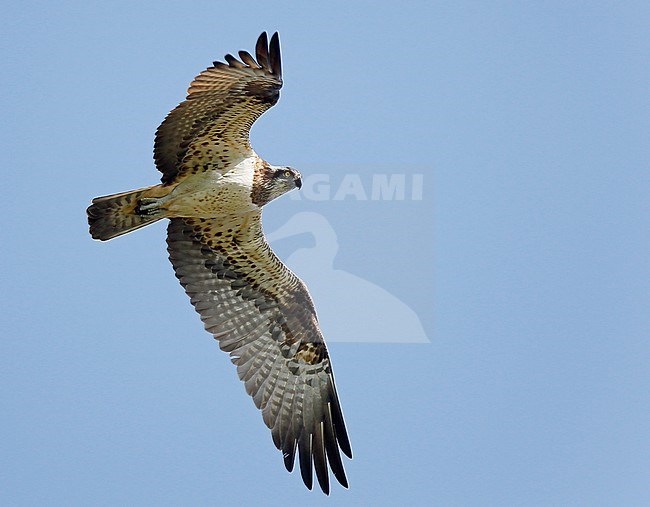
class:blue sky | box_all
[2,1,649,505]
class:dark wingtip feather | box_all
[298,433,313,491]
[238,50,259,68]
[269,32,282,79]
[341,439,353,459]
[224,53,245,69]
[283,438,297,472]
[283,451,295,473]
[328,382,353,459]
[324,404,349,488]
[255,32,270,69]
[313,423,330,495]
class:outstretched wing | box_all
[166,216,352,494]
[154,32,283,184]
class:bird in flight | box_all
[87,32,351,494]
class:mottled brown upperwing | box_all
[153,32,282,185]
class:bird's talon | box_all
[136,197,160,215]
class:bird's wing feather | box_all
[154,32,282,184]
[166,216,351,494]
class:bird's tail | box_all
[87,185,165,241]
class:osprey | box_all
[87,32,351,494]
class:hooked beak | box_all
[294,177,302,189]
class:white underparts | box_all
[163,155,260,217]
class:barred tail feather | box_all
[87,186,163,241]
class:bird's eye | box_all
[284,170,291,177]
